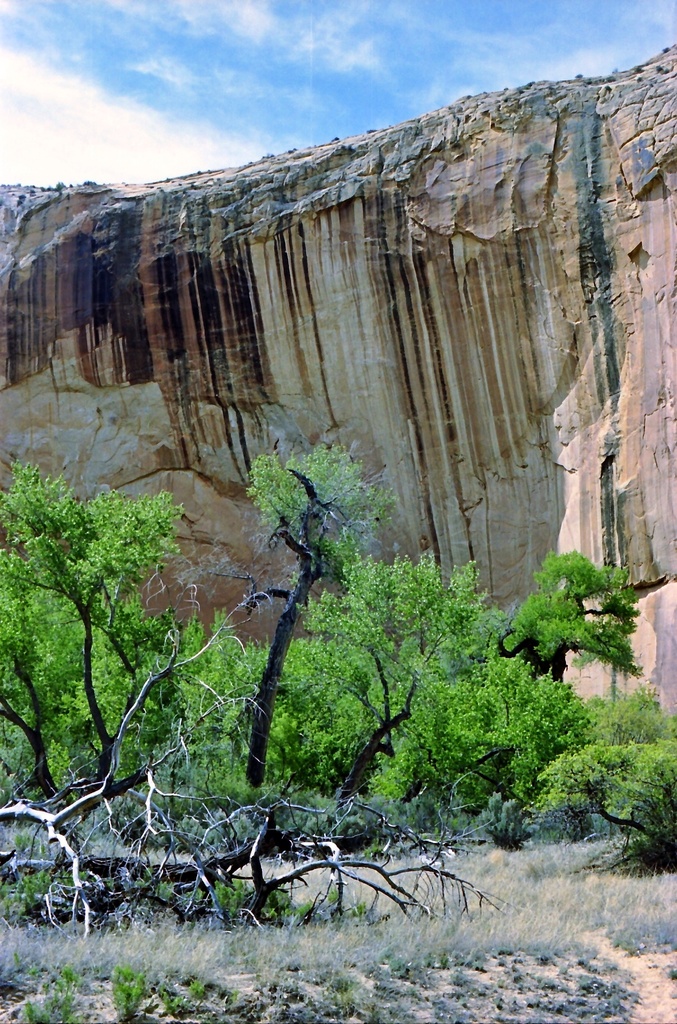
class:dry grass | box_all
[1,841,676,1022]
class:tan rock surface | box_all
[2,50,677,705]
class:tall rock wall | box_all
[2,49,677,705]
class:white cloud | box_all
[176,0,276,43]
[0,46,267,186]
[103,0,380,72]
[292,4,382,73]
[130,55,195,90]
[103,0,276,44]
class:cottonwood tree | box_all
[501,551,640,682]
[0,465,232,926]
[244,446,390,787]
[280,556,588,806]
[303,555,487,803]
[0,464,191,791]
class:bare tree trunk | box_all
[80,609,114,778]
[338,695,415,805]
[499,635,570,682]
[0,696,56,798]
[246,559,316,787]
[5,661,57,797]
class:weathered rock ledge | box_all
[2,49,677,704]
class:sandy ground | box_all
[592,933,677,1024]
[1,931,676,1023]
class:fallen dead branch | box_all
[0,797,490,931]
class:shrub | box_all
[111,965,147,1021]
[24,966,80,1024]
[482,793,531,850]
[539,740,677,870]
[587,686,672,745]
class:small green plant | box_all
[24,966,80,1024]
[266,886,293,921]
[1,870,53,923]
[329,974,358,1016]
[214,877,250,918]
[483,793,532,850]
[112,965,147,1021]
[187,978,206,1005]
[158,984,188,1016]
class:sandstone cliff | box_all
[2,49,677,704]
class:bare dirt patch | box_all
[591,932,677,1024]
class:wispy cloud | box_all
[103,0,381,73]
[0,47,266,186]
[292,4,382,73]
[130,56,195,91]
[173,0,276,43]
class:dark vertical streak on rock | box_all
[574,103,621,406]
[4,252,52,383]
[243,238,273,394]
[219,238,268,398]
[396,249,441,558]
[370,189,439,558]
[273,232,311,392]
[99,204,153,384]
[154,250,195,467]
[155,252,185,361]
[600,454,617,565]
[511,232,542,399]
[413,246,474,560]
[297,220,337,427]
[232,403,251,473]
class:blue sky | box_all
[1,0,675,187]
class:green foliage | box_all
[247,445,391,577]
[112,965,148,1021]
[308,554,484,665]
[166,628,261,794]
[280,556,487,794]
[504,551,640,678]
[539,740,677,870]
[24,966,80,1024]
[376,652,590,805]
[265,886,293,921]
[268,645,373,792]
[588,686,672,745]
[158,984,190,1017]
[0,464,179,602]
[269,552,594,804]
[482,793,532,850]
[0,464,230,794]
[0,870,52,923]
[187,979,206,1005]
[215,877,250,918]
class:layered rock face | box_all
[2,50,677,704]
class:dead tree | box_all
[245,451,389,787]
[0,795,492,931]
[0,629,229,933]
[246,504,325,787]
